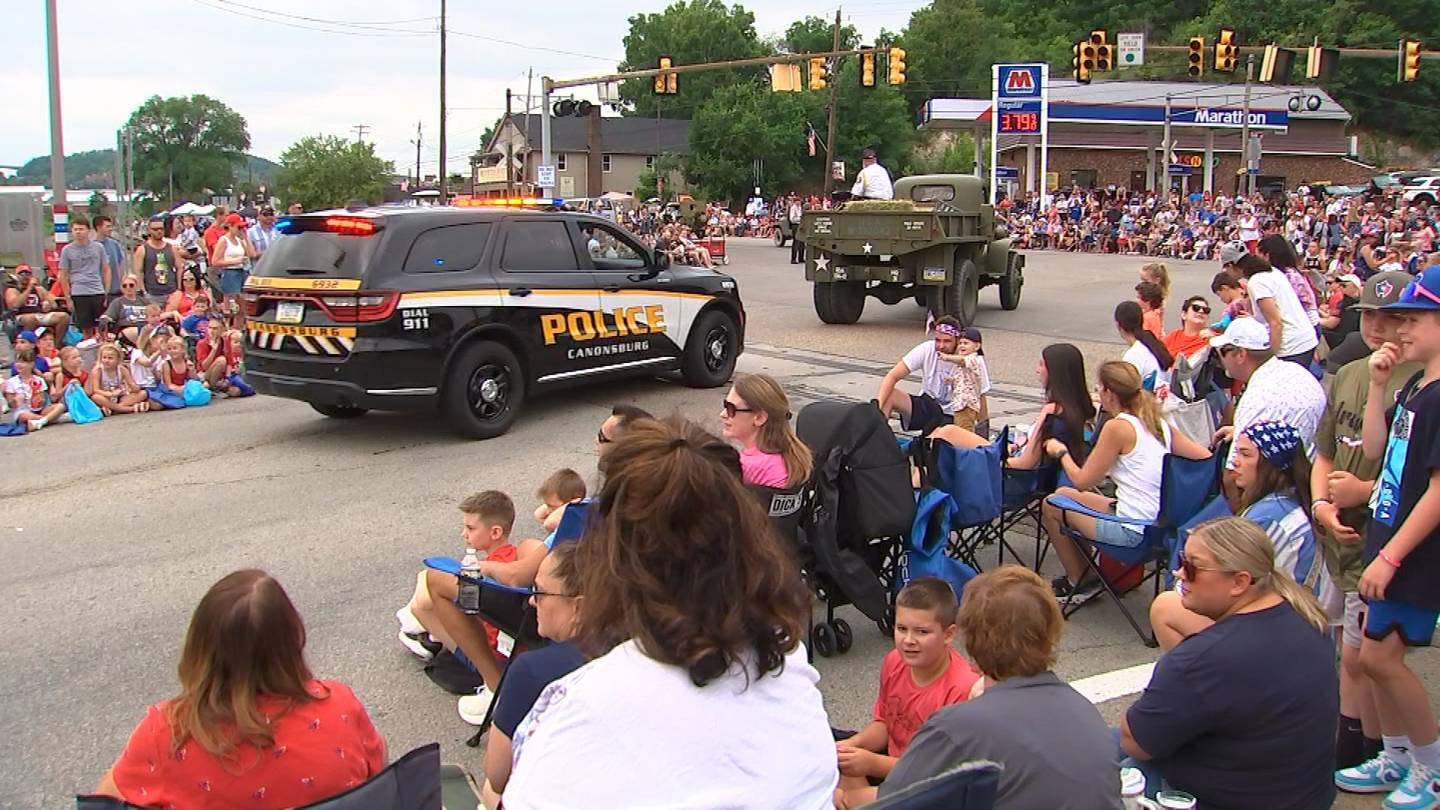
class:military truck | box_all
[799,174,1024,326]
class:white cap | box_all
[1336,273,1363,287]
[1209,317,1270,351]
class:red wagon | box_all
[700,235,729,265]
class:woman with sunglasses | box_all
[1120,517,1339,809]
[1150,420,1340,650]
[165,267,205,318]
[1162,295,1217,366]
[99,275,150,346]
[719,373,814,489]
[211,213,257,325]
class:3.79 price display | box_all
[998,111,1040,133]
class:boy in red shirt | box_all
[836,577,980,806]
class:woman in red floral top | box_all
[93,570,386,809]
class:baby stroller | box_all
[795,400,916,656]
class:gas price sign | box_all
[998,110,1041,133]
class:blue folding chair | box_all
[919,428,1008,571]
[988,462,1060,570]
[865,760,1001,810]
[1044,453,1218,647]
[551,499,592,546]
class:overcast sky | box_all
[5,0,917,176]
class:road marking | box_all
[1071,662,1156,705]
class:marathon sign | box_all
[1049,103,1288,131]
[997,65,1043,100]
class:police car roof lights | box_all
[454,197,566,208]
[275,215,383,236]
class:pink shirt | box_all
[740,446,789,488]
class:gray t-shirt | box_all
[882,671,1123,810]
[59,240,107,296]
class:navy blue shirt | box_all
[492,641,587,737]
[1126,603,1337,810]
[1368,376,1440,611]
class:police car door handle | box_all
[508,287,532,297]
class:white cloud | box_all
[1,0,916,172]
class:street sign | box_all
[1168,164,1193,176]
[1118,33,1145,67]
[536,164,556,187]
[995,166,1019,180]
[832,161,846,181]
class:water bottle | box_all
[457,548,481,615]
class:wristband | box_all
[1378,549,1402,569]
[1312,498,1333,510]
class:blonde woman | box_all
[720,372,814,489]
[1040,361,1211,604]
[1119,517,1338,807]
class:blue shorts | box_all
[1095,515,1146,548]
[1364,599,1438,646]
[219,268,249,295]
[902,393,946,435]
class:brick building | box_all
[921,79,1375,196]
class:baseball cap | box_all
[1336,273,1363,287]
[16,329,37,343]
[1219,241,1247,266]
[224,213,245,226]
[861,147,878,159]
[1209,317,1270,351]
[16,264,32,274]
[962,327,982,342]
[33,326,47,339]
[1355,271,1412,310]
[1382,265,1440,312]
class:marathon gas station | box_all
[921,63,1374,198]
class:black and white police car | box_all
[241,199,744,438]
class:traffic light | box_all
[1214,27,1238,72]
[1401,39,1422,82]
[1091,30,1113,71]
[769,63,802,93]
[1072,39,1093,84]
[860,48,877,87]
[809,56,829,91]
[654,56,677,94]
[1259,44,1295,83]
[1187,36,1206,77]
[1306,45,1338,81]
[887,46,907,85]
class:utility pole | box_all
[114,129,127,236]
[438,0,448,202]
[351,124,370,143]
[411,121,423,188]
[1158,93,1172,197]
[822,8,842,197]
[45,0,68,245]
[1241,53,1255,197]
[541,77,553,198]
[505,88,515,196]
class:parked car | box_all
[1403,176,1440,205]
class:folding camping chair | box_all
[989,462,1060,570]
[916,428,1008,572]
[1044,453,1218,647]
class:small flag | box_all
[807,126,817,157]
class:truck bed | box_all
[803,206,990,256]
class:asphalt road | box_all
[2,238,1427,808]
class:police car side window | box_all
[581,223,646,271]
[403,223,492,273]
[500,221,581,271]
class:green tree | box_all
[124,95,250,202]
[618,0,771,117]
[899,0,1025,112]
[635,153,687,200]
[782,16,860,54]
[686,83,813,201]
[87,190,110,218]
[276,136,393,210]
[830,60,919,176]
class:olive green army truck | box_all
[799,174,1024,326]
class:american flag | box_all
[807,126,817,157]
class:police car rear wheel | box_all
[311,403,369,419]
[681,309,738,388]
[444,341,525,439]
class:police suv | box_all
[241,200,745,438]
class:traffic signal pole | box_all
[823,9,842,196]
[1241,53,1255,196]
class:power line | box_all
[202,0,436,28]
[188,0,432,37]
[447,29,618,62]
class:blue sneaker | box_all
[1385,762,1440,810]
[1337,753,1407,794]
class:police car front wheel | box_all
[681,309,739,389]
[443,340,526,440]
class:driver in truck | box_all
[851,147,895,201]
[875,316,961,435]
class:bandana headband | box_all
[935,323,962,338]
[1243,420,1301,471]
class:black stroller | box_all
[795,400,916,657]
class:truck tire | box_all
[814,281,866,324]
[681,308,740,388]
[999,253,1023,311]
[442,340,525,440]
[773,228,787,247]
[940,259,979,327]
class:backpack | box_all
[899,488,978,601]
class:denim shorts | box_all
[219,268,249,295]
[1095,515,1146,548]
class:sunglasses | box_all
[721,400,756,418]
[122,283,137,289]
[1177,550,1229,581]
[1189,304,1211,314]
[531,589,576,600]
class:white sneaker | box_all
[395,605,425,636]
[458,686,494,726]
[397,629,440,661]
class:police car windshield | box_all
[253,232,378,280]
